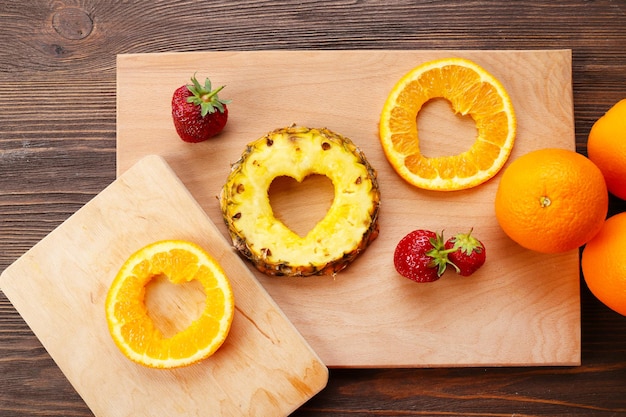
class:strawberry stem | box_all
[201,85,225,102]
[449,228,484,256]
[426,231,450,277]
[424,229,483,276]
[186,74,231,117]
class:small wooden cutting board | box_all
[0,155,328,417]
[116,50,580,368]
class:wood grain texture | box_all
[1,155,328,416]
[116,49,579,368]
[2,0,626,415]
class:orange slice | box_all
[105,240,235,369]
[379,57,516,191]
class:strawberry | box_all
[393,230,449,283]
[171,75,231,143]
[444,229,486,276]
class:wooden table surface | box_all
[1,1,626,416]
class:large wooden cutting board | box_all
[116,50,580,368]
[0,155,328,417]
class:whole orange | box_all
[587,99,626,200]
[582,212,626,316]
[495,148,608,253]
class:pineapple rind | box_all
[220,126,380,277]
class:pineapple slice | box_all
[220,126,380,277]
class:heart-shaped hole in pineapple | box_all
[269,174,335,238]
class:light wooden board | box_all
[116,50,580,368]
[0,155,328,417]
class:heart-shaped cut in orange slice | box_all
[379,57,516,191]
[105,240,235,369]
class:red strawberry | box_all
[444,229,486,276]
[171,75,230,143]
[393,230,449,283]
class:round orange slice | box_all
[105,240,235,369]
[379,57,517,191]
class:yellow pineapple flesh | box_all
[220,126,380,277]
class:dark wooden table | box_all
[2,1,626,415]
